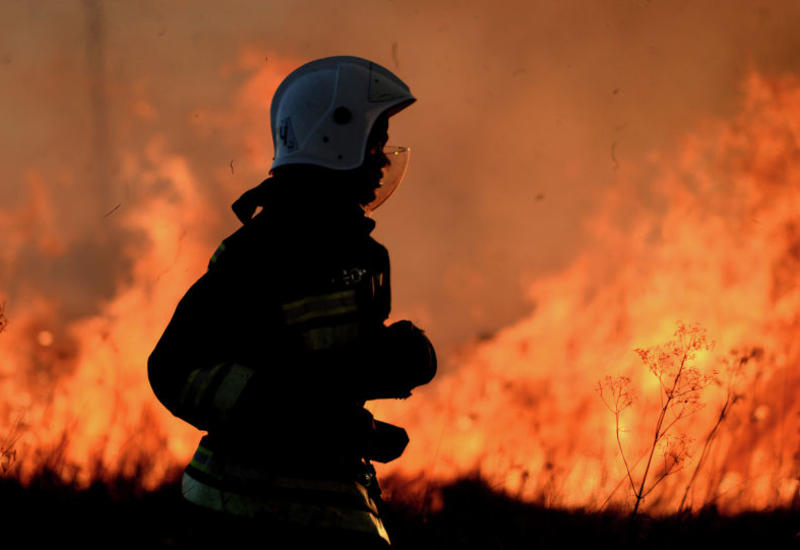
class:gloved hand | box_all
[369,420,409,463]
[362,320,436,400]
[385,320,437,388]
[346,408,409,463]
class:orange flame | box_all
[371,72,800,514]
[0,51,296,489]
[2,67,800,517]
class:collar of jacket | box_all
[232,178,376,236]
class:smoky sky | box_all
[3,1,800,357]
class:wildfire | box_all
[2,67,800,515]
[0,51,297,489]
[370,72,800,514]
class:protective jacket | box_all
[147,177,436,546]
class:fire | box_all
[2,65,800,515]
[36,331,54,347]
[371,72,800,514]
[0,51,296,489]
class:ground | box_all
[0,473,797,549]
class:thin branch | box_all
[615,411,637,494]
[599,449,650,510]
[678,396,731,512]
[632,351,688,514]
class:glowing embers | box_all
[37,330,54,347]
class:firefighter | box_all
[147,56,436,548]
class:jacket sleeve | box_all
[147,244,260,432]
[276,244,437,402]
[148,233,437,432]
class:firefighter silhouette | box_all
[148,56,436,548]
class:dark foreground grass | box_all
[0,473,798,549]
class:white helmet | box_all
[269,57,415,209]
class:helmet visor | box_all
[363,145,410,212]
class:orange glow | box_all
[37,331,53,347]
[371,73,800,514]
[3,64,800,517]
[0,54,298,489]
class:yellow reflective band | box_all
[178,368,202,408]
[369,508,391,543]
[178,362,231,418]
[353,482,381,517]
[209,242,226,264]
[282,290,358,325]
[268,477,378,515]
[191,362,227,407]
[196,444,212,458]
[301,323,359,351]
[181,472,391,544]
[212,364,255,414]
[189,445,214,475]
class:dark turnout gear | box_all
[148,177,436,546]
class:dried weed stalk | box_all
[676,346,757,512]
[0,414,25,476]
[598,322,715,515]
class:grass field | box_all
[1,471,797,549]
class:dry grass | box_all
[1,471,798,549]
[596,322,750,516]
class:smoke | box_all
[370,71,800,512]
[3,0,800,359]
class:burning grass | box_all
[3,419,796,548]
[598,322,731,515]
[4,69,800,537]
[0,470,797,549]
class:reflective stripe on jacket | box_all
[147,181,435,545]
[181,442,390,545]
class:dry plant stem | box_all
[599,449,649,511]
[615,409,637,495]
[0,414,25,476]
[678,348,752,513]
[599,323,713,515]
[632,350,688,516]
[678,394,731,513]
[421,422,446,520]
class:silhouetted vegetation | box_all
[596,323,772,517]
[598,323,715,515]
[1,471,797,549]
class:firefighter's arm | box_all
[278,250,436,400]
[277,292,435,400]
[147,271,256,432]
[353,244,436,399]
